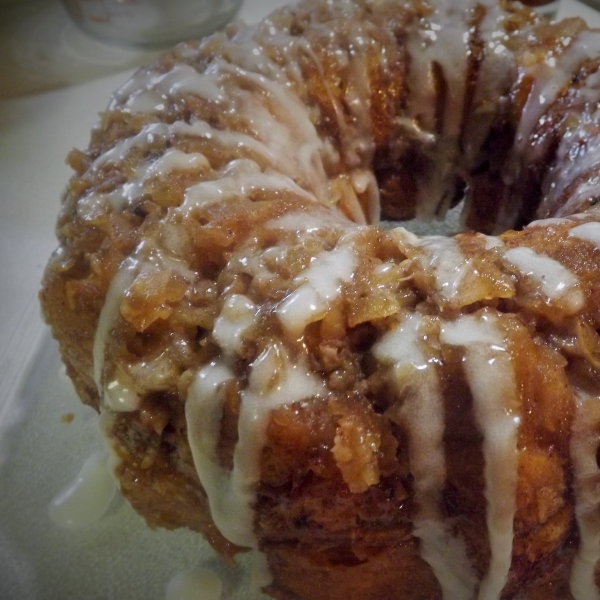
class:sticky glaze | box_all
[441,313,520,600]
[48,451,117,529]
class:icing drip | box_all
[277,238,358,336]
[91,123,169,171]
[496,31,600,228]
[93,244,195,408]
[462,1,513,166]
[181,159,318,214]
[535,32,600,217]
[172,119,313,191]
[569,221,600,246]
[166,568,223,600]
[212,294,258,356]
[557,178,600,217]
[569,390,600,600]
[111,63,228,114]
[350,169,381,224]
[216,61,330,203]
[373,314,477,600]
[404,0,469,219]
[551,134,600,216]
[416,237,469,302]
[268,210,352,235]
[165,568,223,600]
[104,367,140,412]
[148,149,210,177]
[186,347,324,548]
[502,246,584,314]
[93,257,138,395]
[517,30,600,164]
[526,217,571,229]
[184,361,235,531]
[481,235,504,251]
[440,313,520,600]
[394,229,470,302]
[48,451,117,530]
[337,24,375,166]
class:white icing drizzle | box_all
[401,0,514,221]
[167,66,226,103]
[526,217,571,229]
[556,178,600,217]
[80,147,210,216]
[228,347,323,546]
[216,61,331,204]
[76,192,113,220]
[148,149,210,178]
[373,313,432,372]
[404,0,470,219]
[48,451,117,529]
[234,9,377,173]
[569,390,600,600]
[180,159,317,215]
[394,229,470,302]
[548,110,600,208]
[250,550,273,592]
[99,40,341,218]
[569,221,600,247]
[216,28,296,87]
[350,169,381,224]
[93,244,195,408]
[113,63,227,114]
[504,30,600,229]
[93,257,138,394]
[533,31,600,216]
[440,313,520,600]
[212,294,258,356]
[277,239,358,336]
[570,209,600,221]
[172,110,329,207]
[165,567,223,600]
[186,347,324,548]
[373,314,477,600]
[462,1,513,165]
[172,119,291,179]
[185,361,239,533]
[517,30,600,162]
[91,122,169,171]
[481,235,504,251]
[502,246,584,313]
[267,210,351,235]
[338,24,375,166]
[104,367,140,412]
[418,237,469,301]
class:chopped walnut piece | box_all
[332,412,381,493]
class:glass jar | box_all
[61,0,242,49]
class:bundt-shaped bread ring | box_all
[40,0,600,597]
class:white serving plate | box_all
[0,1,598,599]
